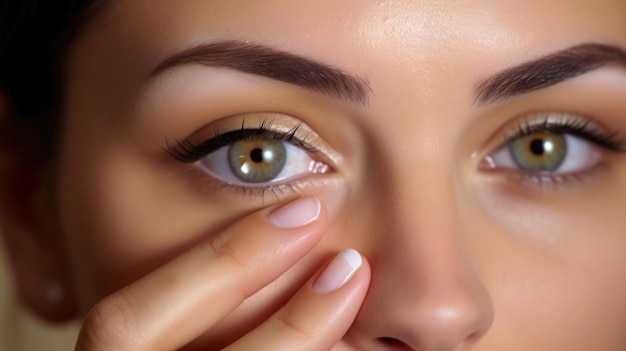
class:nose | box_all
[377,256,494,351]
[345,185,494,350]
[365,245,493,350]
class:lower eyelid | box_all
[182,164,342,207]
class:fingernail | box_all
[313,249,362,294]
[267,197,321,229]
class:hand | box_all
[75,197,371,351]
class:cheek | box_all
[549,218,626,346]
[56,141,248,310]
[491,231,626,348]
[474,188,626,348]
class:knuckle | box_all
[271,313,316,344]
[206,232,251,275]
[80,293,144,350]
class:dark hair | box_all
[0,0,96,156]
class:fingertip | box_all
[267,196,322,229]
[312,249,367,294]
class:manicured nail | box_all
[268,197,321,228]
[313,249,362,294]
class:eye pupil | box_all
[250,148,264,163]
[530,139,546,155]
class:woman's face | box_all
[54,0,626,349]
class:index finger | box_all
[76,197,327,351]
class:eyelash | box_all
[492,113,626,185]
[166,119,319,163]
[498,115,625,152]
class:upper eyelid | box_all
[490,112,626,153]
[165,116,326,163]
[166,129,315,163]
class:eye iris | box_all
[511,132,566,172]
[229,136,286,182]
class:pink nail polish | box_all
[313,249,362,294]
[267,197,321,229]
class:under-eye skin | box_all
[165,116,332,193]
[482,112,626,185]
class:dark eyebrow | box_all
[475,43,626,105]
[152,40,371,105]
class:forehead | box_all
[83,0,626,71]
[66,0,626,120]
[96,1,626,41]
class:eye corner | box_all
[477,154,497,171]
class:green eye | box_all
[197,128,325,186]
[510,132,566,172]
[228,136,286,182]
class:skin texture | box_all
[1,0,626,350]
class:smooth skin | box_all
[1,0,626,350]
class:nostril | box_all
[378,337,413,350]
[379,337,402,344]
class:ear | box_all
[0,89,76,322]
